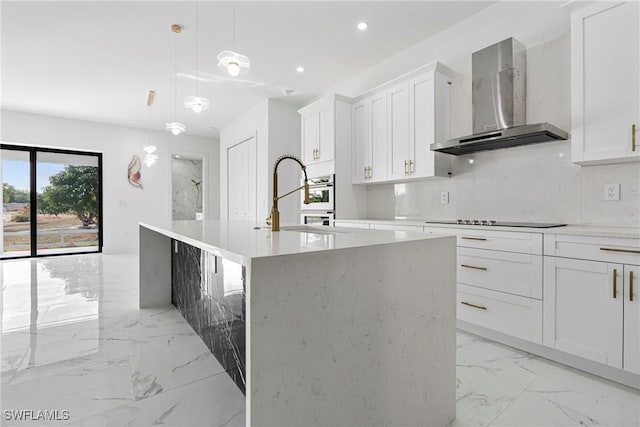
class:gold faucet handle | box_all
[303,181,310,204]
[265,214,272,225]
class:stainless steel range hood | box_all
[431,37,568,155]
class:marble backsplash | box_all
[172,158,203,221]
[365,140,639,227]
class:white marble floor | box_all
[1,254,638,426]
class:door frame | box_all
[168,150,208,221]
[0,143,103,259]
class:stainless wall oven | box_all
[300,174,334,226]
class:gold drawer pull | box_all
[630,271,634,302]
[633,124,637,152]
[461,301,487,310]
[461,237,487,241]
[600,247,640,255]
[613,268,618,299]
[461,264,487,271]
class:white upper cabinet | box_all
[352,100,369,184]
[388,82,410,180]
[299,95,337,167]
[352,62,452,184]
[571,1,640,165]
[410,71,452,178]
[352,92,388,183]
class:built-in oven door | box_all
[302,175,334,211]
[301,212,334,227]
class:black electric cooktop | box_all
[424,220,567,228]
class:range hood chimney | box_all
[430,37,568,155]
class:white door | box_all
[352,100,369,184]
[227,136,256,220]
[571,1,640,164]
[369,93,388,182]
[543,257,623,368]
[624,264,640,374]
[388,82,410,180]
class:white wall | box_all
[324,1,639,227]
[1,110,220,253]
[219,99,299,225]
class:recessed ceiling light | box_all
[296,66,305,73]
[175,155,180,159]
[357,22,368,31]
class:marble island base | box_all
[139,221,456,426]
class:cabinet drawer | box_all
[458,248,542,299]
[370,224,424,232]
[457,284,542,344]
[430,227,543,254]
[334,221,369,229]
[547,234,640,265]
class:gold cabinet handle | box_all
[461,301,487,310]
[404,160,408,175]
[630,271,634,302]
[633,124,637,152]
[409,159,414,174]
[461,236,487,241]
[368,167,372,179]
[613,268,618,298]
[600,247,640,255]
[316,148,320,160]
[461,264,488,271]
[364,167,367,179]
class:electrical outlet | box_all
[440,191,449,204]
[604,184,620,201]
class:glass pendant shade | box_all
[217,50,250,76]
[165,122,186,135]
[184,96,210,113]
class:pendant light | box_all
[143,90,159,167]
[184,2,210,113]
[217,1,250,77]
[166,24,186,135]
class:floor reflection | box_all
[1,254,246,426]
[1,256,102,372]
[1,256,101,333]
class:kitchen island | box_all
[139,220,456,426]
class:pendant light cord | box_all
[174,29,177,121]
[195,1,199,96]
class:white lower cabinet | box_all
[457,284,543,343]
[543,257,623,368]
[544,235,640,375]
[624,264,640,375]
[338,222,640,382]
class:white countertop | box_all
[334,218,640,239]
[140,220,451,265]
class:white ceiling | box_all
[1,1,495,138]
